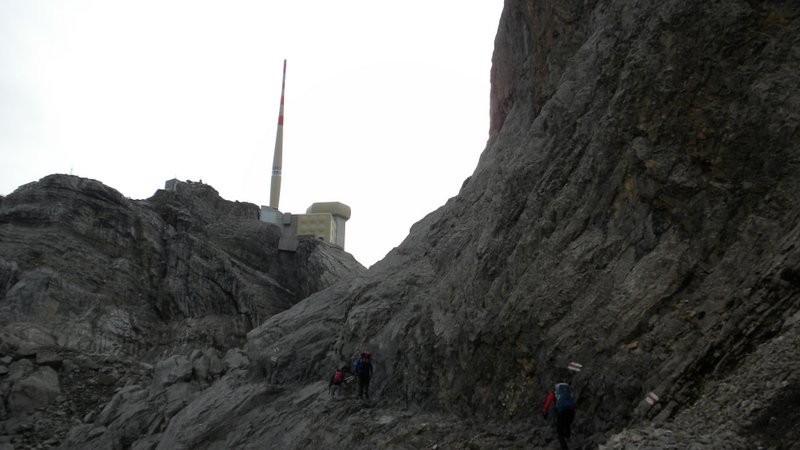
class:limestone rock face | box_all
[0,175,364,446]
[0,175,364,357]
[6,0,800,448]
[241,0,799,447]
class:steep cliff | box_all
[4,0,800,448]
[242,1,800,442]
[244,0,799,447]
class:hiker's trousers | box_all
[358,375,370,399]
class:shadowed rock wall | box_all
[244,0,800,447]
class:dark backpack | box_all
[355,358,370,376]
[333,370,343,384]
[555,383,576,411]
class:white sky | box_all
[0,1,503,268]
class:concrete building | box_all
[259,202,351,252]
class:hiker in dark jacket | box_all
[543,382,576,450]
[354,352,374,399]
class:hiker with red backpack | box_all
[543,381,577,450]
[329,365,352,400]
[354,352,374,399]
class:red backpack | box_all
[333,370,343,384]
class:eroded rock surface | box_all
[2,0,799,448]
[243,0,799,447]
[0,175,364,448]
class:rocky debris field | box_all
[1,345,149,449]
[0,331,258,450]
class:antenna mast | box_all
[269,59,287,209]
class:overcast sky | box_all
[0,1,504,267]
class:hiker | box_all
[543,381,576,450]
[329,366,348,399]
[354,352,374,399]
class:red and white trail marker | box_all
[567,362,583,372]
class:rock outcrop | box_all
[4,0,800,448]
[0,175,363,356]
[0,175,364,447]
[250,0,800,447]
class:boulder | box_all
[6,358,34,382]
[153,355,192,387]
[35,349,63,369]
[206,348,224,377]
[7,366,61,414]
[191,354,210,381]
[0,323,56,357]
[222,348,249,372]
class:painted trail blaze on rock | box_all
[567,362,583,372]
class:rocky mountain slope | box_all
[3,0,800,448]
[0,175,364,447]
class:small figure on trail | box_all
[543,381,576,450]
[354,352,374,399]
[329,365,352,400]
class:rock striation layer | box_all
[242,1,800,447]
[244,0,798,447]
[5,0,800,448]
[0,175,364,446]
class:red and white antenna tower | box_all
[269,59,287,209]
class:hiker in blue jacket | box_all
[354,352,374,399]
[543,381,576,450]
